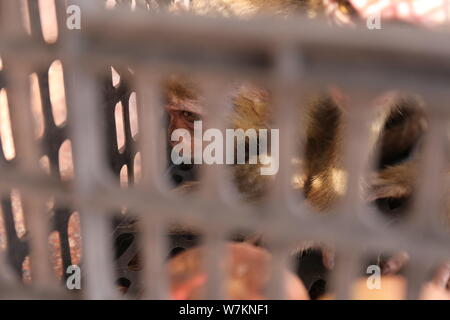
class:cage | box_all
[0,0,449,300]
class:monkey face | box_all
[166,106,201,149]
[164,77,204,158]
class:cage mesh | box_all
[0,0,448,299]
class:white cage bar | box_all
[0,0,448,299]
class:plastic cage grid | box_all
[0,0,448,299]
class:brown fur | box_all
[162,0,450,286]
[165,74,434,213]
[170,0,326,18]
[228,89,428,209]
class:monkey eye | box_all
[181,110,200,123]
[373,196,408,219]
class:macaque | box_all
[162,0,450,296]
[166,80,450,295]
